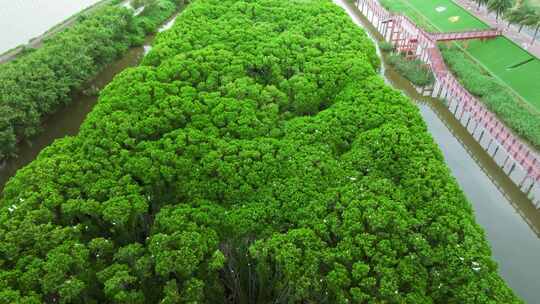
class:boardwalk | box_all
[355,0,540,207]
[429,29,502,42]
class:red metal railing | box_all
[430,29,502,42]
[357,0,540,182]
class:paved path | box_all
[452,0,540,59]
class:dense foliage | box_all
[0,0,182,162]
[386,53,434,87]
[440,46,540,147]
[0,0,521,303]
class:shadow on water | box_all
[334,0,540,302]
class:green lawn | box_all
[382,0,540,111]
[407,0,487,31]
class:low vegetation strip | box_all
[0,0,183,163]
[0,0,111,62]
[440,46,540,145]
[0,0,521,302]
[379,0,540,148]
[386,52,435,86]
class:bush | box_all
[379,41,394,52]
[0,0,521,303]
[387,53,434,86]
[135,0,177,33]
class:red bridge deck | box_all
[429,29,502,42]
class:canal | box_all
[0,11,180,190]
[0,0,103,54]
[334,0,540,302]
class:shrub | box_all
[387,53,434,86]
[379,41,394,52]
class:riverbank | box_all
[357,0,540,199]
[335,0,540,301]
[378,0,540,150]
[0,35,149,192]
[0,0,522,301]
[0,9,182,192]
[0,0,183,163]
[0,0,111,63]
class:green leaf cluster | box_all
[386,54,434,87]
[0,0,521,303]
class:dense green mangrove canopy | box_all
[0,0,521,302]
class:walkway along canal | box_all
[357,0,540,207]
[335,0,540,302]
[0,12,180,192]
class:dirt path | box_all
[452,0,540,59]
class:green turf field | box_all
[382,0,540,111]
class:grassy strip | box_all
[379,0,437,31]
[0,0,114,63]
[386,52,435,87]
[41,0,113,37]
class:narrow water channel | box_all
[334,0,540,302]
[0,37,146,189]
[0,11,180,191]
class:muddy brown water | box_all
[0,1,539,302]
